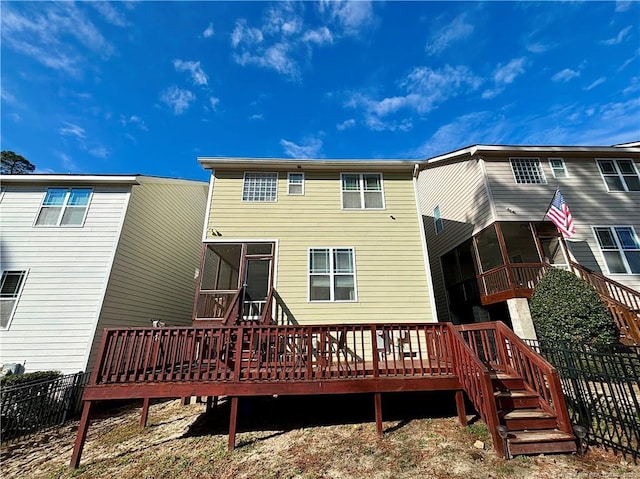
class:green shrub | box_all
[530,268,618,347]
[1,370,61,387]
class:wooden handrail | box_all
[448,325,503,456]
[222,287,244,325]
[570,261,640,311]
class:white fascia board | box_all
[2,175,140,185]
[198,157,418,171]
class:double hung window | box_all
[309,248,356,301]
[549,158,568,178]
[593,226,640,274]
[1,270,27,328]
[341,173,384,209]
[596,160,640,192]
[35,188,92,226]
[287,172,304,195]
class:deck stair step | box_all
[499,408,558,430]
[507,429,577,455]
[491,372,525,390]
[494,389,540,409]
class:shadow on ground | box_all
[184,391,465,442]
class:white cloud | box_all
[280,137,323,158]
[302,27,333,45]
[601,26,632,46]
[56,152,78,172]
[526,42,552,54]
[584,77,606,91]
[91,2,129,27]
[59,122,86,139]
[1,89,18,105]
[173,59,208,86]
[425,13,474,55]
[120,114,148,131]
[160,86,196,115]
[209,97,220,110]
[231,19,264,48]
[250,113,264,120]
[203,22,215,38]
[88,146,108,159]
[336,118,356,131]
[235,43,299,79]
[318,0,375,37]
[482,58,527,99]
[1,2,114,75]
[552,68,580,83]
[615,1,632,13]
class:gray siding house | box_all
[415,145,640,341]
[0,175,208,374]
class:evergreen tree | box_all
[1,151,36,175]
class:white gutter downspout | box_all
[412,164,439,323]
[201,170,215,241]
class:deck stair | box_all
[491,371,577,455]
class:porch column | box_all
[506,298,537,340]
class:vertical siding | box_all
[416,160,491,321]
[484,155,640,291]
[206,169,433,324]
[0,185,129,374]
[89,179,208,369]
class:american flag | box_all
[546,189,575,238]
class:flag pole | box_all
[542,187,560,222]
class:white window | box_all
[287,172,304,195]
[549,158,568,178]
[242,172,278,202]
[35,188,92,227]
[1,270,27,329]
[510,158,547,184]
[309,247,357,301]
[596,159,640,192]
[341,173,384,209]
[434,205,443,234]
[593,226,640,274]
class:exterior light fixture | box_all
[497,425,510,460]
[573,424,587,455]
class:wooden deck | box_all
[70,321,576,468]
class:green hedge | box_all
[530,268,617,347]
[1,370,61,388]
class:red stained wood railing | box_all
[92,323,455,386]
[195,290,237,320]
[477,263,548,304]
[454,322,572,436]
[571,261,640,345]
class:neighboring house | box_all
[0,174,208,374]
[415,144,640,342]
[193,158,436,326]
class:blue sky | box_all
[1,1,638,181]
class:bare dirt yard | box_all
[1,392,638,479]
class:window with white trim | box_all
[510,158,547,184]
[242,172,278,202]
[1,270,27,329]
[549,158,568,178]
[596,159,640,192]
[341,173,384,209]
[434,205,443,234]
[309,247,356,301]
[287,172,304,195]
[35,188,92,226]
[593,226,640,274]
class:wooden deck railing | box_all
[477,263,548,303]
[455,322,572,436]
[195,290,236,320]
[570,261,640,345]
[448,326,503,456]
[91,323,455,386]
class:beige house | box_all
[0,175,208,373]
[415,145,640,342]
[194,158,436,326]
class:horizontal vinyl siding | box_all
[416,160,491,321]
[0,185,129,374]
[90,180,209,369]
[485,156,640,291]
[207,170,433,324]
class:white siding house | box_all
[0,175,208,374]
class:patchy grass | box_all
[2,396,638,479]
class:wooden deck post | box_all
[228,396,238,450]
[140,398,150,427]
[181,396,191,406]
[455,391,467,426]
[374,393,383,437]
[70,401,93,469]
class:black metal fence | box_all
[524,340,640,461]
[1,371,91,444]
